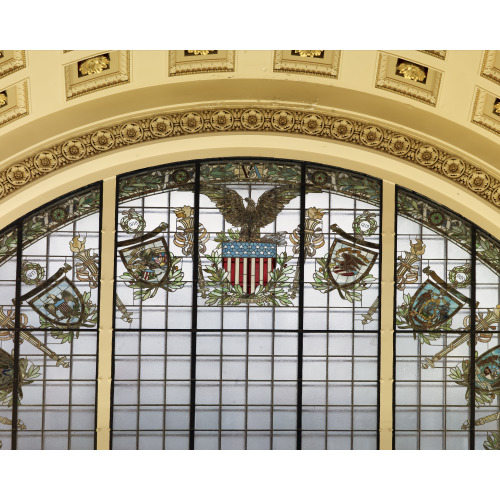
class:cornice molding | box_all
[0,105,499,210]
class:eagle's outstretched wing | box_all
[254,186,300,229]
[199,185,247,227]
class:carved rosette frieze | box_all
[0,51,26,79]
[481,51,500,86]
[0,79,29,129]
[0,106,499,210]
[64,51,130,100]
[472,87,500,136]
[376,52,442,106]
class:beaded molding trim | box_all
[0,106,499,208]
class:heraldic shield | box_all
[28,276,86,328]
[222,241,277,294]
[408,279,463,330]
[326,239,378,290]
[476,346,500,392]
[119,236,170,286]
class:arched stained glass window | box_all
[111,159,381,450]
[0,185,101,450]
[395,188,500,450]
[1,157,499,451]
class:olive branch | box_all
[203,230,295,306]
[120,253,184,301]
[312,256,376,303]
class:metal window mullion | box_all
[95,177,117,450]
[296,165,307,450]
[470,227,477,450]
[380,180,396,450]
[11,221,23,449]
[189,162,201,450]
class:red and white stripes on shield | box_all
[223,257,275,294]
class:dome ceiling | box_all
[0,50,499,208]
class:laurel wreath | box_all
[39,291,98,343]
[202,230,295,307]
[312,255,376,303]
[120,253,184,301]
[449,357,496,407]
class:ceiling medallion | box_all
[78,54,110,77]
[396,60,427,83]
[293,50,324,58]
[0,91,6,107]
[494,100,500,116]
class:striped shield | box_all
[222,241,277,294]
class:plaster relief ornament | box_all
[119,223,184,301]
[293,51,323,58]
[494,101,500,116]
[396,61,427,82]
[78,55,110,76]
[186,50,215,56]
[312,218,379,303]
[0,91,7,107]
[200,185,300,306]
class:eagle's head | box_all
[244,197,256,209]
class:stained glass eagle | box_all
[200,185,300,242]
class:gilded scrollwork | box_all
[0,105,499,212]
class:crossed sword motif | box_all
[0,307,69,368]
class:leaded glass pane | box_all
[111,159,381,450]
[395,188,500,450]
[0,185,101,449]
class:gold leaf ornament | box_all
[397,62,426,82]
[187,50,213,56]
[295,50,322,58]
[0,92,6,107]
[494,102,500,116]
[79,55,110,76]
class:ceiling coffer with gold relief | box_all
[274,50,340,78]
[169,51,234,76]
[376,52,441,106]
[64,51,130,100]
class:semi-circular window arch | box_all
[0,157,499,450]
